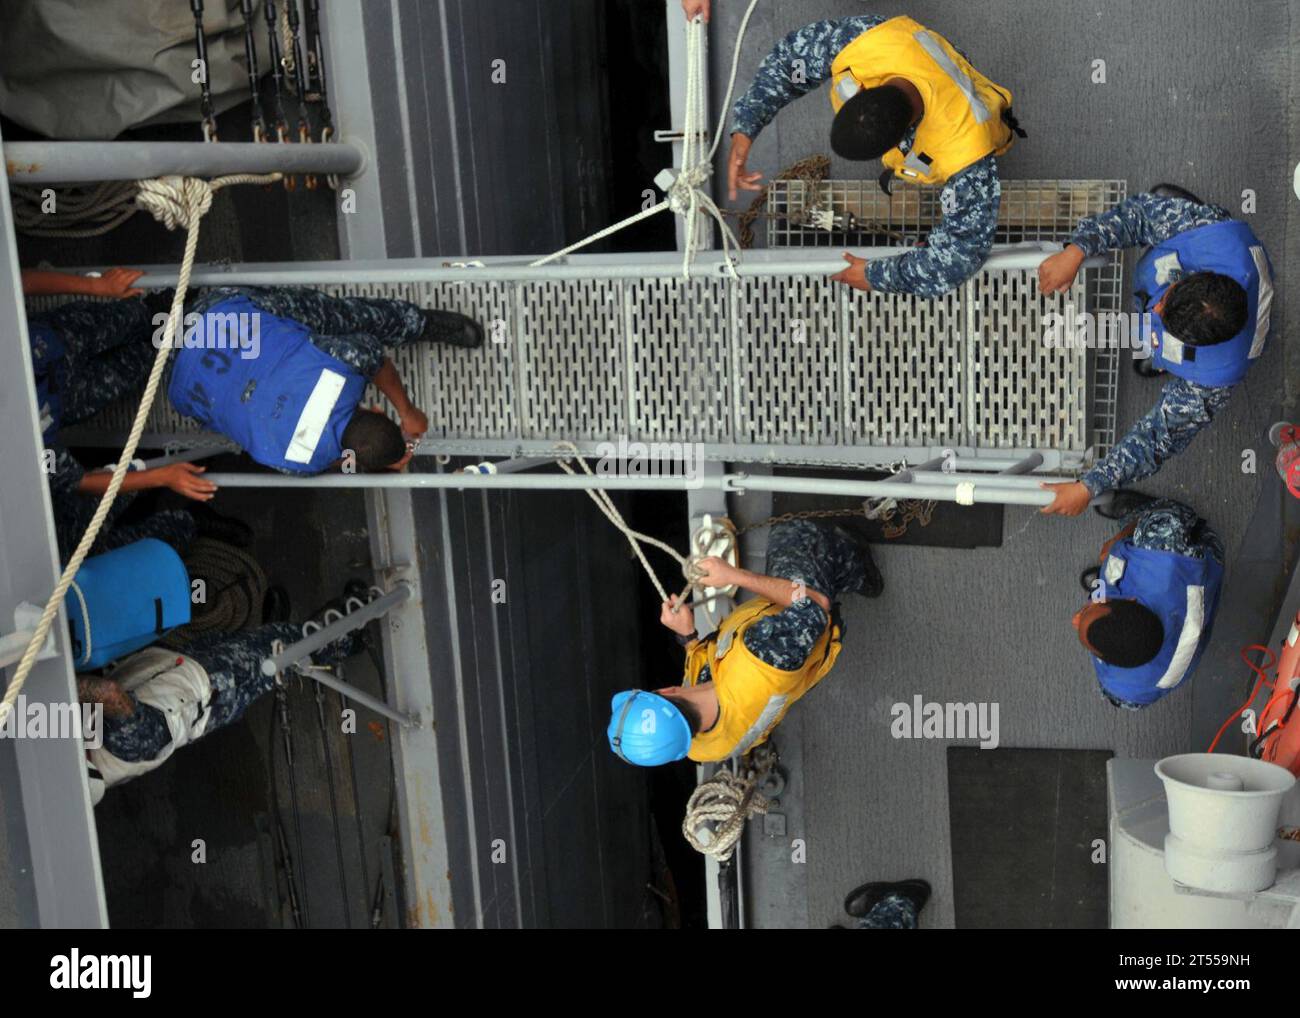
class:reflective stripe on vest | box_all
[913,29,991,124]
[1134,219,1273,387]
[286,367,349,464]
[1090,541,1223,706]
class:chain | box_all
[736,497,937,541]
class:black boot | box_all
[844,878,931,918]
[420,308,484,349]
[262,585,292,624]
[1092,488,1156,520]
[1133,355,1166,379]
[1151,182,1205,206]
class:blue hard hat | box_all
[607,690,692,766]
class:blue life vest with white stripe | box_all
[168,295,366,473]
[1089,541,1223,706]
[1133,220,1273,387]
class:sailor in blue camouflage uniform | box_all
[722,12,1022,298]
[744,520,875,666]
[170,284,483,475]
[20,269,215,563]
[1075,495,1224,710]
[186,284,429,377]
[83,621,364,768]
[689,520,879,675]
[835,877,932,929]
[612,520,882,766]
[1039,189,1273,515]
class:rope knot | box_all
[135,176,214,232]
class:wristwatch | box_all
[674,630,697,648]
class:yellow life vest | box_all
[682,597,842,762]
[828,15,1017,185]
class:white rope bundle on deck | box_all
[682,768,768,862]
[0,172,282,730]
[529,0,761,278]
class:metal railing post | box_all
[260,583,419,728]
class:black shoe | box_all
[834,525,884,598]
[844,879,931,919]
[421,309,484,349]
[1151,182,1205,206]
[262,585,292,624]
[1092,488,1155,520]
[189,504,254,548]
[1133,355,1166,379]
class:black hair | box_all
[830,84,913,161]
[1162,271,1249,346]
[1087,600,1165,668]
[665,692,702,736]
[340,410,407,471]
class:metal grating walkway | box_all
[764,177,1127,456]
[55,180,1123,470]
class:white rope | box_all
[0,171,282,730]
[9,182,142,239]
[529,0,761,278]
[553,443,735,612]
[682,768,768,862]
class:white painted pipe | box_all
[202,468,1096,507]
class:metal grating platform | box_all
[48,202,1119,471]
[764,178,1126,456]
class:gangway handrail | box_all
[101,243,1102,288]
[201,465,1110,509]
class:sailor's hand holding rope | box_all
[660,595,697,635]
[681,0,710,23]
[690,555,737,590]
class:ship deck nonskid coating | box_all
[0,0,1297,936]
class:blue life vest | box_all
[28,318,65,441]
[167,294,367,473]
[64,539,192,670]
[1133,220,1273,387]
[1089,540,1223,706]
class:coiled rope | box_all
[682,768,768,862]
[528,0,761,278]
[10,182,143,239]
[0,172,282,730]
[163,538,269,647]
